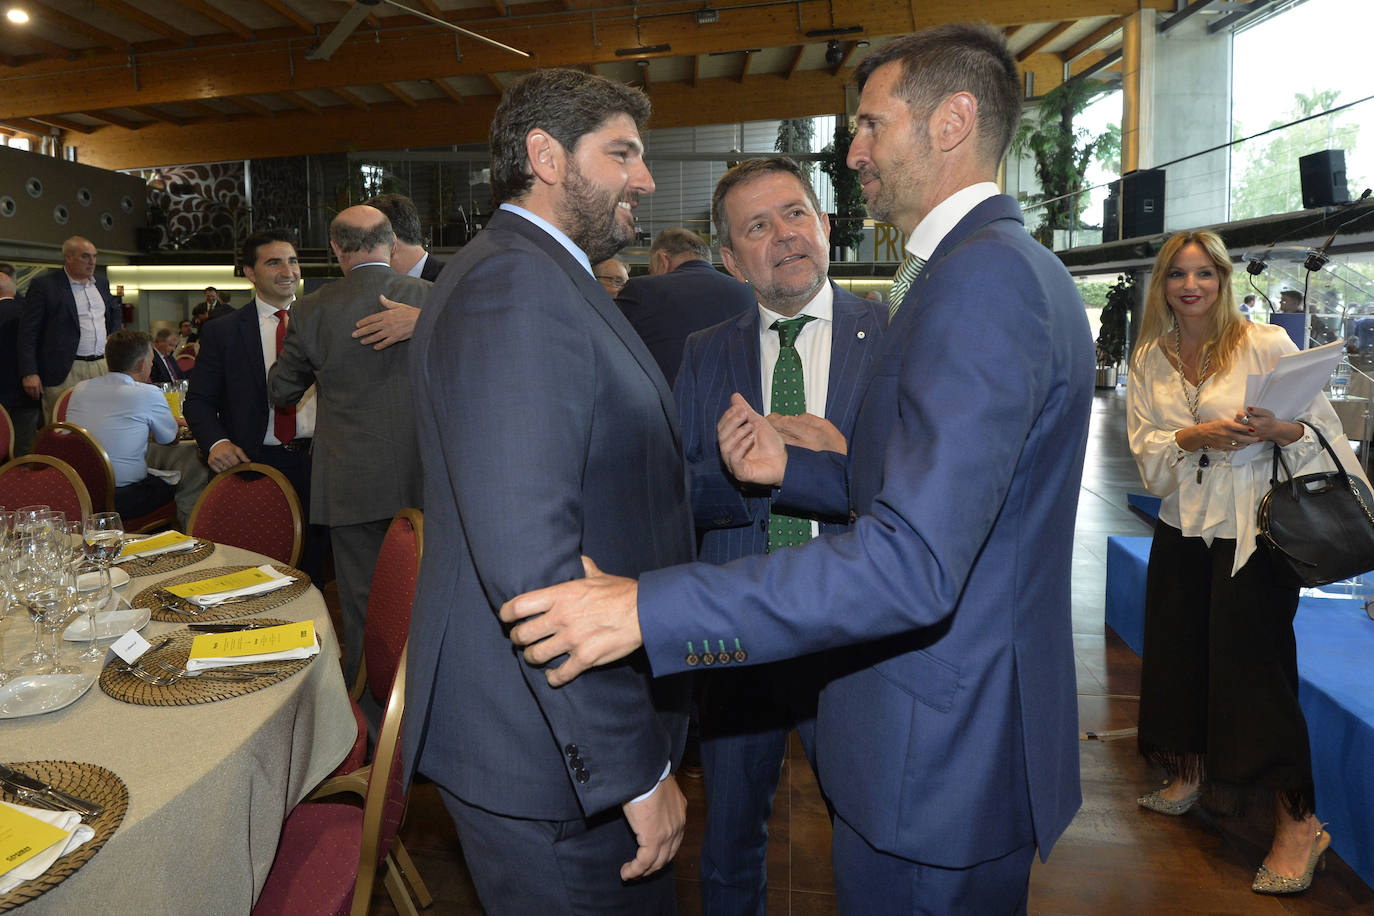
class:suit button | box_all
[565,744,578,757]
[702,652,715,665]
[575,770,590,784]
[734,649,747,662]
[685,653,699,666]
[848,509,857,524]
[758,518,767,531]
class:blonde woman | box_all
[1126,230,1348,894]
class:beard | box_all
[559,158,637,265]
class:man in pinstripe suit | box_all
[673,157,885,915]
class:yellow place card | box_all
[0,804,69,875]
[119,530,192,557]
[188,621,316,661]
[165,567,278,599]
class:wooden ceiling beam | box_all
[1,1,1175,120]
[414,0,445,16]
[279,92,324,115]
[25,2,131,53]
[430,79,465,104]
[484,74,505,96]
[639,62,651,92]
[380,83,418,107]
[489,0,509,15]
[1063,15,1130,61]
[738,51,753,84]
[231,95,276,118]
[1017,21,1075,61]
[255,0,316,35]
[1,25,78,59]
[129,105,185,126]
[31,114,97,134]
[0,118,56,136]
[86,0,195,45]
[86,109,145,130]
[69,69,854,170]
[332,87,371,111]
[691,54,700,88]
[830,41,859,77]
[786,45,806,80]
[180,0,255,41]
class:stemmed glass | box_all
[83,512,124,568]
[33,562,79,674]
[13,530,52,669]
[73,562,111,663]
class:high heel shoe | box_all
[1252,822,1330,895]
[1136,785,1199,815]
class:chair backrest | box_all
[51,387,74,424]
[175,355,196,373]
[31,422,116,511]
[364,508,422,705]
[349,644,409,916]
[187,463,303,567]
[0,455,93,521]
[0,403,12,464]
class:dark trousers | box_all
[832,814,1034,916]
[329,518,390,688]
[439,787,677,915]
[254,443,328,585]
[113,475,175,520]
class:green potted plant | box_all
[818,117,865,259]
[1095,271,1133,387]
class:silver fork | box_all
[122,664,179,686]
[155,660,280,682]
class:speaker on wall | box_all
[1102,193,1120,243]
[1299,149,1349,209]
[1120,169,1165,239]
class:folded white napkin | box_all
[185,634,321,672]
[187,564,296,607]
[115,536,198,563]
[145,466,182,486]
[0,801,95,894]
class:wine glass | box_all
[13,531,52,669]
[74,562,111,663]
[0,551,20,684]
[83,512,125,569]
[34,563,79,674]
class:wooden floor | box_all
[358,389,1374,914]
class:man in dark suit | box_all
[269,205,429,686]
[502,25,1092,914]
[365,193,446,281]
[404,68,693,912]
[0,272,40,456]
[183,231,318,546]
[676,156,885,914]
[617,226,755,384]
[17,235,122,419]
[148,328,183,385]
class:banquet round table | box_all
[1,542,357,915]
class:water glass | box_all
[84,512,125,568]
[36,563,79,674]
[74,562,111,663]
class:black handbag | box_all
[1257,421,1374,587]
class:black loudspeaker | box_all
[1120,169,1165,239]
[1102,193,1120,243]
[1299,149,1349,209]
[135,226,161,253]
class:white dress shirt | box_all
[255,296,317,444]
[904,182,1001,261]
[68,273,107,357]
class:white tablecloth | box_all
[2,543,356,915]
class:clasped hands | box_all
[1175,406,1303,453]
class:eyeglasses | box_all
[596,275,628,290]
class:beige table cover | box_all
[1,543,356,915]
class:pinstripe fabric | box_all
[674,282,887,566]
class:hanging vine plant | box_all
[818,117,866,253]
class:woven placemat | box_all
[0,760,128,912]
[98,619,315,706]
[134,564,310,623]
[115,538,215,578]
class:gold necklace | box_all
[1173,322,1212,483]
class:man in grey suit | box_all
[404,69,693,912]
[269,205,428,684]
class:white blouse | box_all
[1126,321,1347,575]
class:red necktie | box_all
[273,309,296,444]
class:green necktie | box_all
[767,315,816,552]
[889,253,927,320]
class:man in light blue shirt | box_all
[67,330,182,521]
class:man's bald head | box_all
[329,205,395,273]
[0,273,15,299]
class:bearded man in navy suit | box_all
[503,24,1093,914]
[675,156,885,914]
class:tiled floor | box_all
[362,389,1374,914]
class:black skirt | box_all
[1137,520,1315,818]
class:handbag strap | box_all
[1270,420,1374,529]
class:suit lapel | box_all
[726,310,764,413]
[826,285,874,433]
[492,211,684,446]
[235,301,269,406]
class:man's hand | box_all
[499,556,643,686]
[206,440,250,473]
[352,294,420,350]
[767,412,846,454]
[21,375,41,400]
[717,393,787,486]
[620,775,686,881]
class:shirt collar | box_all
[499,202,594,277]
[905,181,1000,261]
[406,252,427,278]
[758,279,834,329]
[66,270,95,287]
[255,295,294,318]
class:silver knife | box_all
[0,764,104,817]
[188,622,275,632]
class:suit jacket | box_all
[639,195,1091,868]
[183,300,276,462]
[17,269,122,385]
[675,282,885,564]
[617,258,756,385]
[268,265,428,527]
[149,349,181,385]
[0,297,33,411]
[418,253,445,282]
[403,208,694,822]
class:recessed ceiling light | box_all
[6,8,31,24]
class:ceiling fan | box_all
[309,0,531,62]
